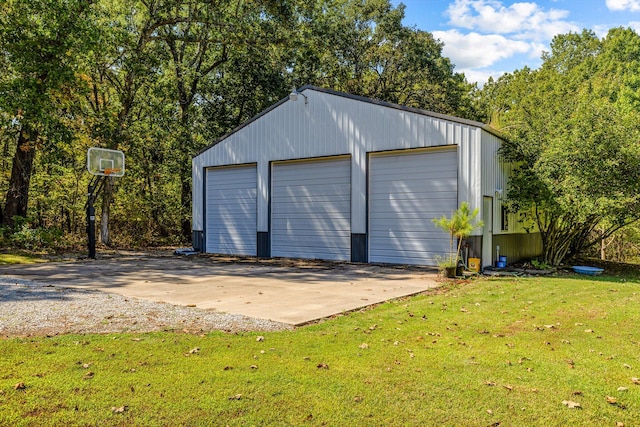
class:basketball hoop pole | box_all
[87,183,97,259]
[85,147,125,259]
[86,174,107,259]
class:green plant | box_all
[432,202,484,267]
[531,259,553,270]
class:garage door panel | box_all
[206,165,257,256]
[272,158,351,261]
[370,181,457,192]
[369,149,457,266]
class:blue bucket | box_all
[499,256,507,263]
[496,261,506,268]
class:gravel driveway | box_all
[1,251,438,337]
[0,276,291,337]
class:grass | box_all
[1,274,639,426]
[0,252,46,265]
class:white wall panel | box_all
[193,88,497,240]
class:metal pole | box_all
[87,184,96,259]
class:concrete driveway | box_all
[0,253,440,325]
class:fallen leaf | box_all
[111,406,127,413]
[354,396,363,403]
[188,347,200,354]
[486,409,493,414]
[223,366,233,371]
[256,336,264,342]
[83,371,94,380]
[503,385,513,391]
[631,377,640,385]
[484,381,497,386]
[572,391,583,396]
[584,329,593,333]
[359,343,369,349]
[616,422,624,427]
[14,382,25,390]
[623,363,632,369]
[606,396,617,404]
[82,363,91,369]
[317,363,329,369]
[562,400,581,409]
[250,365,258,369]
[228,394,242,400]
[544,324,556,329]
[617,387,628,392]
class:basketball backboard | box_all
[87,147,125,177]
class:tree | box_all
[482,29,640,265]
[0,0,96,227]
[289,0,479,119]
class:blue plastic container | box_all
[496,261,506,268]
[572,266,604,276]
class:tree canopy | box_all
[0,0,479,248]
[481,28,640,265]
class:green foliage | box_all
[0,217,62,250]
[0,0,480,249]
[432,202,483,266]
[1,275,640,425]
[482,28,640,265]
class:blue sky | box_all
[391,0,640,85]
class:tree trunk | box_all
[100,177,113,246]
[3,128,36,227]
[180,159,191,241]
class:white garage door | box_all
[271,157,351,261]
[369,148,457,265]
[205,165,257,255]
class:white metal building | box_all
[192,86,541,267]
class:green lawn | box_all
[0,252,45,265]
[1,274,639,426]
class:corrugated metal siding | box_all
[271,157,351,261]
[205,165,257,255]
[193,89,488,239]
[368,148,458,265]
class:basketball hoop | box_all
[85,147,126,259]
[87,147,125,177]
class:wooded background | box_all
[1,0,639,264]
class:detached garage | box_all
[192,86,541,267]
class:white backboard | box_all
[87,147,125,177]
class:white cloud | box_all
[433,29,532,69]
[444,0,579,41]
[461,69,508,87]
[595,22,640,37]
[606,0,640,11]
